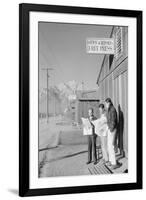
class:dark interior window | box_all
[109,54,114,70]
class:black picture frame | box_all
[19,3,143,197]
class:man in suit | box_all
[105,98,121,170]
[86,108,97,165]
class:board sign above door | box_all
[86,38,115,54]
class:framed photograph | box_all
[19,3,143,197]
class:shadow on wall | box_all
[115,104,125,157]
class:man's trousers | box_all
[107,128,117,165]
[87,135,97,162]
[100,136,108,162]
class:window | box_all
[115,27,123,59]
[109,54,114,70]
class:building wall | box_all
[97,26,128,157]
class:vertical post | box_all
[54,92,56,118]
[47,69,49,123]
[42,68,54,123]
[82,81,84,97]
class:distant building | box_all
[75,98,100,124]
[68,90,100,124]
[97,26,128,157]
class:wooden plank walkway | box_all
[88,162,113,175]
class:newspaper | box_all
[81,118,93,135]
[92,115,108,136]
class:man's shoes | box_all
[101,159,109,164]
[93,161,98,165]
[100,159,105,164]
[105,161,111,166]
[86,161,91,165]
[110,162,122,170]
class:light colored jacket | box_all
[92,113,108,137]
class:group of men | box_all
[87,98,121,170]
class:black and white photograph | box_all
[19,3,142,196]
[38,23,128,178]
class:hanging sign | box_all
[86,38,115,54]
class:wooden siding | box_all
[97,26,128,157]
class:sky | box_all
[39,22,113,91]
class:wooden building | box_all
[97,26,128,157]
[68,90,100,124]
[75,90,100,124]
[75,98,100,124]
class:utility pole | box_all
[82,81,84,97]
[42,68,54,123]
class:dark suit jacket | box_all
[106,105,118,132]
[88,116,97,136]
